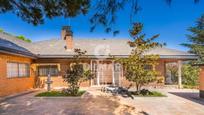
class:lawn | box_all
[35,90,86,97]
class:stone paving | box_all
[119,88,204,115]
[0,88,204,115]
[0,89,136,115]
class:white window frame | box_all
[7,62,30,78]
[38,65,59,76]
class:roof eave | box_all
[159,55,198,59]
[36,54,198,59]
[0,48,37,59]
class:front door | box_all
[114,63,122,86]
[92,61,113,86]
[91,61,122,86]
[98,62,113,85]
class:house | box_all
[0,26,197,97]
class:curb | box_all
[0,89,38,102]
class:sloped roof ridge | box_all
[0,31,31,44]
[32,38,60,44]
[158,47,193,54]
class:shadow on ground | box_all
[0,91,139,115]
[169,92,204,106]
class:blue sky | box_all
[0,0,204,51]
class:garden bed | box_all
[35,90,86,97]
[130,91,166,97]
[130,90,166,97]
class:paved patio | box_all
[0,90,135,115]
[1,88,204,115]
[119,88,204,115]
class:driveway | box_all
[0,90,135,115]
[1,88,204,115]
[119,88,204,115]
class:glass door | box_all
[114,63,122,86]
[92,62,98,85]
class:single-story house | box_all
[0,26,198,97]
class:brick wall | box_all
[0,53,35,97]
[35,59,167,88]
[199,66,204,98]
[121,59,166,87]
[35,61,91,89]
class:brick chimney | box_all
[61,26,73,49]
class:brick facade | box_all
[199,66,204,98]
[0,53,35,97]
[1,53,188,96]
[1,57,168,92]
[34,60,91,89]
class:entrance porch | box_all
[33,58,191,89]
[90,60,123,86]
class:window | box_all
[70,63,90,70]
[19,63,30,77]
[7,62,30,78]
[92,63,97,72]
[7,62,18,78]
[114,63,121,72]
[38,65,58,76]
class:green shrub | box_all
[16,35,32,43]
[35,90,86,97]
[63,49,94,96]
[0,28,3,32]
[130,89,166,97]
[182,64,199,87]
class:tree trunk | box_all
[136,83,140,92]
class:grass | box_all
[130,91,166,97]
[149,91,166,97]
[183,85,198,89]
[35,90,86,97]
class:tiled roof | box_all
[0,32,197,59]
[0,38,35,58]
[0,32,34,51]
[32,39,132,56]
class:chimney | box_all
[61,26,73,49]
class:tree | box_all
[63,48,94,96]
[118,23,164,92]
[182,64,199,87]
[0,0,199,34]
[0,28,3,32]
[0,0,90,25]
[165,63,199,87]
[17,35,32,43]
[0,29,32,42]
[182,14,204,63]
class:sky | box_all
[0,0,204,51]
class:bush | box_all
[63,49,94,96]
[165,63,199,87]
[16,35,32,42]
[182,64,199,87]
[0,28,3,32]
